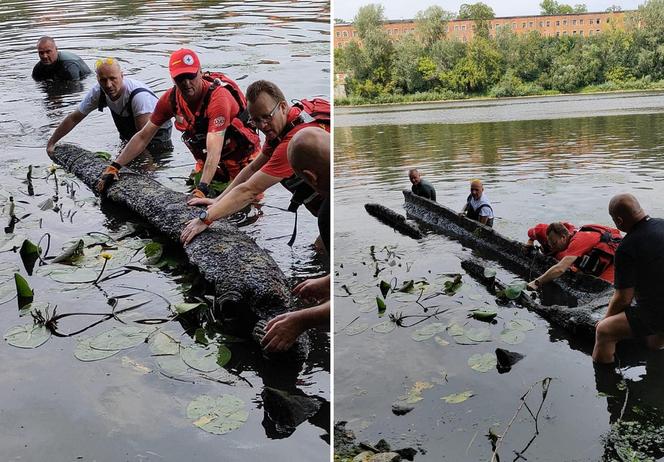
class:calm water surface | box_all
[335,104,664,460]
[0,1,329,461]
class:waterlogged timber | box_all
[52,144,295,339]
[364,203,422,240]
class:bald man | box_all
[461,179,494,227]
[46,58,172,157]
[261,127,330,353]
[32,36,91,81]
[593,194,664,363]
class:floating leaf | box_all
[95,151,112,160]
[483,267,497,278]
[19,240,40,275]
[397,280,414,293]
[442,390,474,404]
[454,335,478,345]
[143,242,163,265]
[504,281,527,300]
[404,381,434,404]
[217,345,232,367]
[155,354,191,378]
[434,336,449,346]
[376,296,386,316]
[186,394,248,435]
[379,280,391,298]
[4,324,50,349]
[181,344,220,372]
[74,336,120,361]
[49,267,98,284]
[51,239,84,264]
[89,325,154,351]
[173,302,206,315]
[468,353,497,372]
[345,322,369,336]
[14,273,33,308]
[411,322,446,341]
[447,323,465,337]
[465,327,491,342]
[508,319,536,331]
[372,320,396,334]
[443,274,463,295]
[469,309,497,321]
[500,329,526,345]
[194,327,209,346]
[148,330,180,355]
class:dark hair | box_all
[546,222,570,238]
[246,80,285,104]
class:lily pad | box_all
[372,320,396,334]
[442,390,474,404]
[148,330,180,355]
[74,336,121,361]
[345,322,369,336]
[216,345,232,367]
[397,280,415,293]
[483,267,497,278]
[49,267,99,284]
[504,281,527,300]
[89,325,154,351]
[4,324,50,349]
[454,335,479,345]
[181,344,220,372]
[468,353,497,372]
[14,273,33,308]
[173,302,206,315]
[411,322,446,341]
[186,394,248,435]
[376,296,386,316]
[508,319,536,331]
[465,327,492,342]
[500,329,526,345]
[443,274,463,295]
[143,242,163,265]
[403,381,434,404]
[379,280,391,298]
[155,354,191,378]
[447,323,465,337]
[469,309,497,321]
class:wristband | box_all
[198,182,209,195]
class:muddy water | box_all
[334,107,664,460]
[0,1,329,461]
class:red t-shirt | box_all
[558,230,614,282]
[150,80,238,134]
[260,106,330,179]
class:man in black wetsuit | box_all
[32,36,91,81]
[409,168,436,201]
[593,193,664,363]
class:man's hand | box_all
[261,312,305,353]
[187,197,215,206]
[190,188,206,199]
[293,275,330,302]
[527,279,540,291]
[96,163,121,193]
[180,218,208,246]
[46,142,55,158]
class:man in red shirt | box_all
[526,222,577,254]
[527,222,620,289]
[96,49,259,197]
[180,79,330,246]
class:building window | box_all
[563,20,567,25]
[556,20,560,26]
[394,28,398,34]
[573,19,576,25]
[336,32,340,37]
[463,36,467,42]
[522,22,526,28]
[342,31,348,37]
[512,22,516,29]
[580,30,583,36]
[462,25,466,30]
[596,19,600,24]
[580,19,584,24]
[546,20,550,26]
[539,21,543,27]
[573,30,576,35]
[529,21,533,27]
[455,25,459,31]
[556,31,560,36]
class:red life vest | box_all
[169,72,259,178]
[573,224,622,278]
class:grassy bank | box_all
[334,78,664,107]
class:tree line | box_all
[335,0,664,104]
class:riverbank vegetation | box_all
[335,0,664,106]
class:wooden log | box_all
[364,203,423,239]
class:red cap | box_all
[169,49,200,78]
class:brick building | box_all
[334,11,627,48]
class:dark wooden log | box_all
[364,203,423,239]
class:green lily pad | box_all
[397,280,415,293]
[442,390,474,404]
[89,325,154,351]
[500,329,526,345]
[95,151,112,160]
[4,324,50,349]
[483,267,497,278]
[186,394,248,435]
[345,322,369,336]
[508,319,536,331]
[465,327,492,342]
[504,281,527,300]
[173,302,206,315]
[74,336,120,361]
[217,345,232,367]
[379,280,391,298]
[143,242,163,265]
[411,322,446,341]
[468,353,497,372]
[376,296,386,316]
[155,354,191,378]
[148,330,180,355]
[447,323,465,337]
[49,268,99,284]
[14,273,33,308]
[443,275,463,295]
[469,309,497,321]
[454,335,479,345]
[372,320,396,334]
[403,381,434,404]
[181,344,220,372]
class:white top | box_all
[78,77,158,118]
[469,194,494,218]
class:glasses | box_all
[249,100,282,127]
[174,72,198,84]
[95,57,116,70]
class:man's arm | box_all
[605,287,634,319]
[479,216,489,225]
[134,113,152,132]
[47,110,86,156]
[198,129,226,187]
[528,255,577,289]
[115,121,160,165]
[261,300,330,353]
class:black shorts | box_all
[625,304,664,338]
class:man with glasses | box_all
[32,36,91,82]
[180,79,330,246]
[97,49,259,196]
[46,58,172,157]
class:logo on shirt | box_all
[175,114,185,125]
[213,116,225,127]
[183,54,194,65]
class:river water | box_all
[334,97,664,460]
[0,1,329,461]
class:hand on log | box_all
[189,188,206,199]
[96,162,121,193]
[261,311,306,353]
[180,217,208,246]
[46,142,55,158]
[187,197,215,206]
[293,275,330,303]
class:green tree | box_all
[458,2,495,39]
[631,0,664,79]
[354,4,385,40]
[540,0,586,14]
[414,5,454,47]
[445,37,502,93]
[606,5,622,12]
[392,39,429,92]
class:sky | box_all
[333,0,644,22]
